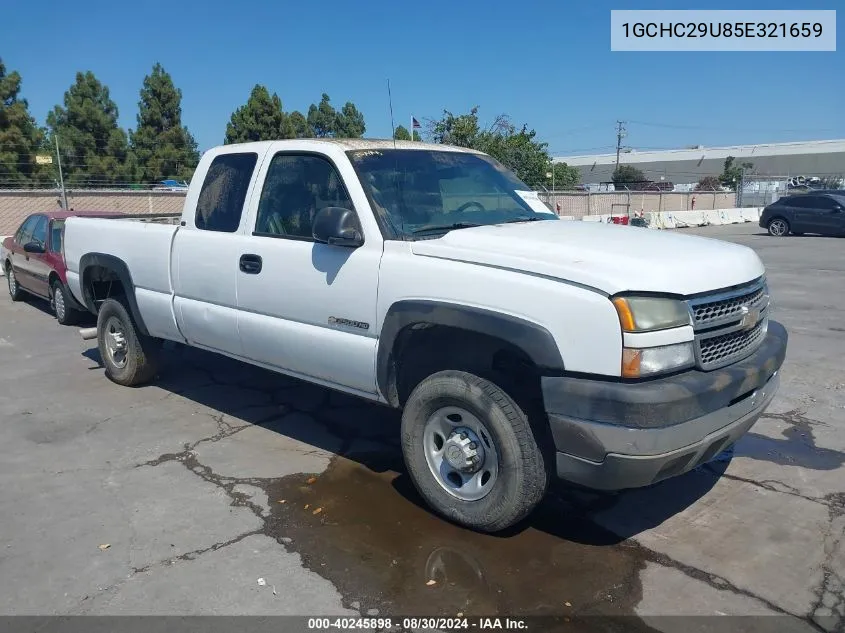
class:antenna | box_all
[387,79,397,149]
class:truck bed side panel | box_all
[64,217,182,341]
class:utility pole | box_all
[615,120,627,172]
[55,134,68,210]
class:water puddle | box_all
[261,455,652,622]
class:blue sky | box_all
[2,0,842,157]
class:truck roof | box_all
[216,138,484,154]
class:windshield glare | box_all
[347,149,558,237]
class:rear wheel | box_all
[96,298,159,386]
[401,370,548,532]
[767,217,790,237]
[50,280,80,325]
[6,264,22,301]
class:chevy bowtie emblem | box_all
[739,306,761,331]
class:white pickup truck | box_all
[64,139,788,532]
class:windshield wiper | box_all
[502,216,547,224]
[411,222,481,235]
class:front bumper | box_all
[542,320,788,490]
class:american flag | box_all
[412,117,421,129]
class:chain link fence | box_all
[737,174,845,208]
[0,188,187,236]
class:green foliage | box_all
[129,63,199,183]
[392,125,420,141]
[225,84,294,144]
[307,93,337,138]
[695,175,722,191]
[288,111,313,138]
[429,107,552,186]
[611,164,647,187]
[0,59,51,186]
[719,156,753,189]
[550,162,580,190]
[305,93,366,138]
[46,71,130,186]
[336,102,366,138]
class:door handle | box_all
[239,254,262,274]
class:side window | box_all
[790,196,816,209]
[30,216,48,246]
[195,153,258,232]
[15,216,38,244]
[815,197,838,210]
[50,220,65,253]
[255,153,355,240]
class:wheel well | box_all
[48,271,61,287]
[3,259,10,272]
[389,325,543,408]
[81,264,127,310]
[768,215,788,224]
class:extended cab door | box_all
[235,147,381,395]
[171,150,262,356]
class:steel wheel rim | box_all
[770,220,787,236]
[104,316,128,368]
[53,286,65,320]
[423,406,499,502]
[8,269,16,294]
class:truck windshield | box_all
[347,149,558,238]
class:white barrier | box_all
[641,208,760,230]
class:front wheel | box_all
[96,298,159,386]
[51,280,80,325]
[401,370,548,532]
[7,264,23,301]
[767,217,790,237]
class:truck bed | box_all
[64,215,182,340]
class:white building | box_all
[555,139,845,188]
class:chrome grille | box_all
[697,319,768,369]
[692,286,766,327]
[687,278,769,371]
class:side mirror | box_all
[23,241,45,254]
[312,207,363,248]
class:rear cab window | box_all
[195,153,259,232]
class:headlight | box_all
[612,296,690,332]
[622,342,695,378]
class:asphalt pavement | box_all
[0,223,842,632]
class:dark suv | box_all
[760,192,845,237]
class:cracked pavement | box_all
[0,223,842,631]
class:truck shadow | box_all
[82,341,728,546]
[79,341,759,621]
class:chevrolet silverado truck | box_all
[63,139,788,532]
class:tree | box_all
[392,125,420,141]
[719,156,753,190]
[46,71,130,186]
[129,63,199,183]
[225,84,294,144]
[429,107,552,186]
[0,59,50,186]
[336,102,365,138]
[307,93,338,138]
[288,111,312,138]
[695,175,722,191]
[550,162,580,190]
[305,94,367,138]
[611,164,647,188]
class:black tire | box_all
[767,217,790,237]
[51,280,80,325]
[401,370,548,532]
[6,263,23,301]
[96,298,159,386]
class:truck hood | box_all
[410,220,765,296]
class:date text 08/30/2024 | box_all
[307,617,530,630]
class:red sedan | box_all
[2,210,121,324]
